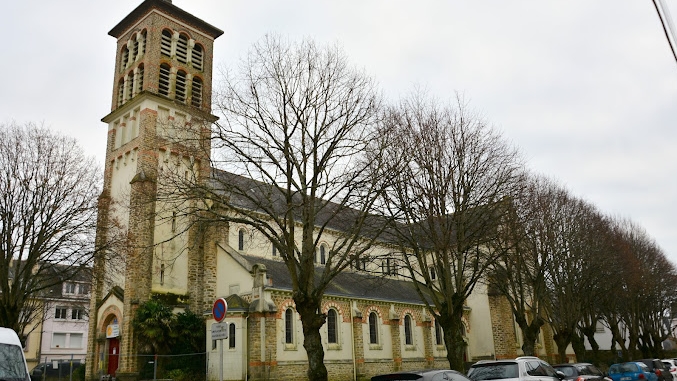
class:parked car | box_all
[467,356,563,381]
[30,361,83,380]
[661,360,677,381]
[371,369,472,381]
[638,359,672,381]
[608,362,657,381]
[0,327,31,381]
[553,363,610,381]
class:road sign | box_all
[211,322,229,340]
[212,298,228,322]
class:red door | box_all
[107,338,120,377]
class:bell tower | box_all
[87,1,222,380]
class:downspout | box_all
[244,315,248,381]
[350,301,356,381]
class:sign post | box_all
[212,298,228,381]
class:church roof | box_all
[109,0,224,39]
[241,254,432,306]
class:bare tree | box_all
[378,93,523,370]
[488,174,557,357]
[0,122,121,339]
[158,36,386,381]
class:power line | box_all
[652,0,677,67]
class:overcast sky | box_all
[2,1,676,263]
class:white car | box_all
[662,360,677,381]
[0,327,31,381]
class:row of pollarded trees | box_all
[488,175,677,365]
[153,35,673,380]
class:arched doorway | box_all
[104,316,121,377]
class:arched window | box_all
[238,229,245,251]
[159,63,171,96]
[120,46,129,71]
[320,245,326,265]
[176,33,189,63]
[191,77,203,108]
[404,315,413,345]
[161,29,172,57]
[192,44,204,71]
[132,36,139,61]
[140,30,147,56]
[327,309,337,344]
[175,70,187,102]
[285,308,294,344]
[435,320,443,345]
[125,73,133,101]
[136,64,144,94]
[368,312,378,344]
[228,323,236,348]
[117,79,124,106]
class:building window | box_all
[159,64,171,96]
[71,308,84,320]
[176,33,189,64]
[55,307,67,320]
[64,283,76,294]
[435,320,443,345]
[327,309,337,344]
[175,70,187,102]
[229,323,236,349]
[140,30,147,56]
[320,245,326,265]
[191,77,203,108]
[161,29,172,57]
[136,64,144,95]
[117,79,125,106]
[404,315,413,345]
[238,229,245,251]
[285,308,294,344]
[52,333,66,348]
[429,266,436,280]
[70,333,83,348]
[121,46,129,71]
[368,312,378,344]
[272,244,277,256]
[125,73,133,101]
[192,44,204,71]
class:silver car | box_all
[371,369,473,381]
[467,356,564,381]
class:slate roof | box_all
[240,254,431,306]
[210,168,396,243]
[109,0,224,39]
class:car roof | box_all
[371,369,456,381]
[0,327,22,346]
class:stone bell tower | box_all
[86,1,222,380]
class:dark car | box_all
[553,363,610,381]
[30,361,83,380]
[371,369,472,381]
[638,359,672,381]
[608,362,658,381]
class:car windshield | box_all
[468,364,519,381]
[555,367,576,377]
[0,343,28,381]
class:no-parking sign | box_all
[212,298,228,322]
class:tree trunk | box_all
[571,332,586,363]
[440,301,466,371]
[516,315,543,356]
[296,296,328,381]
[581,326,600,365]
[553,329,572,363]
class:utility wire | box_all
[652,0,677,67]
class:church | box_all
[85,1,568,381]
